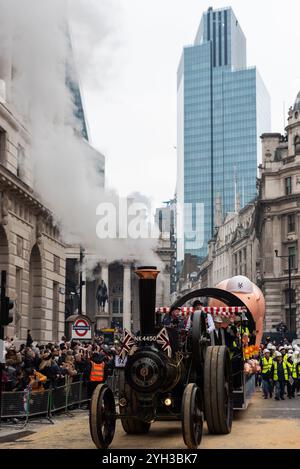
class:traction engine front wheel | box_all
[89,384,116,449]
[182,383,204,449]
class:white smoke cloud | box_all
[0,0,162,268]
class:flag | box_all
[156,328,172,358]
[119,329,136,360]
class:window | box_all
[112,283,123,294]
[0,127,6,163]
[295,136,300,155]
[285,177,292,195]
[287,214,295,233]
[158,210,163,233]
[288,246,297,269]
[17,145,26,179]
[16,236,23,258]
[53,255,60,274]
[233,253,238,275]
[112,298,123,316]
[112,299,119,315]
[285,289,296,305]
[285,308,297,334]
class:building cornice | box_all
[261,162,300,178]
[0,103,30,143]
[259,194,300,207]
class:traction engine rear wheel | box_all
[204,346,233,435]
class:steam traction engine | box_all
[89,267,261,449]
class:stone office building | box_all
[258,93,300,336]
[0,84,66,343]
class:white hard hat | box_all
[279,346,284,351]
[284,344,289,349]
[271,345,276,350]
[226,276,253,294]
[264,349,270,354]
[294,351,300,355]
[267,343,273,350]
[288,346,293,350]
[276,352,282,357]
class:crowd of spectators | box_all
[1,330,120,394]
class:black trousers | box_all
[87,381,102,399]
[275,381,285,399]
[287,381,294,397]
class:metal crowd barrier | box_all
[0,371,121,427]
[1,390,28,419]
[0,374,93,426]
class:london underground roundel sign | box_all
[72,318,91,339]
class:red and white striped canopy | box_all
[155,306,247,318]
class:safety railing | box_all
[0,370,121,427]
[0,374,92,426]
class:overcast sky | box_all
[77,0,300,210]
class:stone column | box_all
[123,262,132,331]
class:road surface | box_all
[1,391,300,449]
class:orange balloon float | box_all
[209,276,265,346]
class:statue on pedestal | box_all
[96,279,108,312]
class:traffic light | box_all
[0,271,14,327]
[0,296,14,326]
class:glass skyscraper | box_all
[177,6,271,262]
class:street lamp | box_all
[275,250,292,332]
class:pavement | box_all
[0,390,300,449]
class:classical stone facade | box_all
[179,93,300,337]
[258,95,300,336]
[0,95,66,343]
[65,250,139,332]
[155,205,175,308]
[66,205,174,334]
[176,201,259,298]
[66,254,172,335]
[62,207,175,333]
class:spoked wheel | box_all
[89,384,116,449]
[182,383,204,449]
[119,371,151,435]
[204,346,233,435]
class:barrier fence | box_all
[0,371,118,427]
